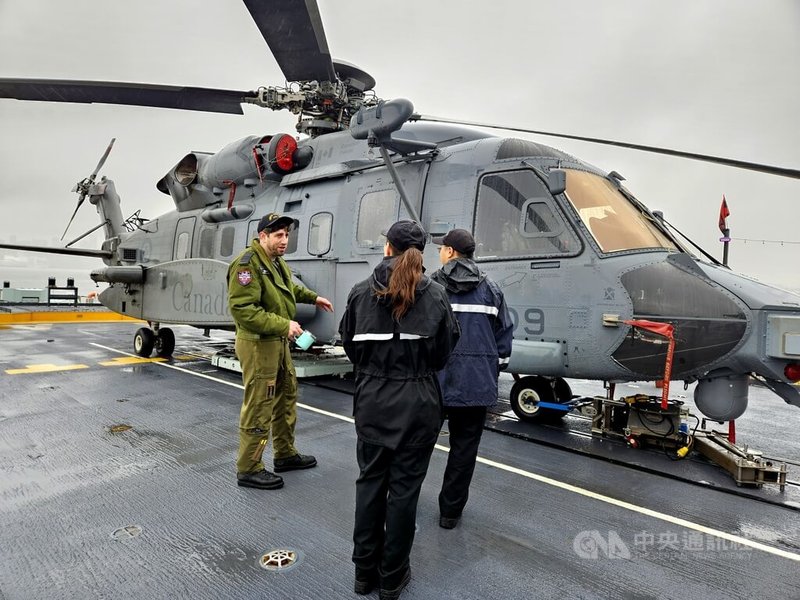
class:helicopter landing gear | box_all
[510,376,572,423]
[554,378,573,403]
[134,327,156,357]
[134,326,175,357]
[154,328,175,358]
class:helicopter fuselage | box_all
[91,122,800,417]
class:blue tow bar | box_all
[535,401,573,412]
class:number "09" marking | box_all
[508,307,545,335]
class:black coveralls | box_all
[339,257,460,588]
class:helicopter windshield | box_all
[564,170,677,253]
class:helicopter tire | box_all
[134,327,156,357]
[510,376,565,423]
[155,328,175,357]
[554,378,573,404]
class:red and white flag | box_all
[718,195,730,233]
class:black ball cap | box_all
[432,228,475,255]
[384,220,427,252]
[258,212,294,233]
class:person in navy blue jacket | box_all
[431,228,514,529]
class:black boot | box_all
[379,566,410,600]
[274,453,317,473]
[237,469,284,489]
[439,515,460,529]
[354,567,378,595]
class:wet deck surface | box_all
[1,322,800,599]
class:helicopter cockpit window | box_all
[474,170,578,259]
[220,226,235,257]
[563,169,677,253]
[523,200,563,236]
[357,190,397,249]
[309,212,333,256]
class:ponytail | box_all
[375,245,423,320]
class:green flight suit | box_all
[228,239,318,473]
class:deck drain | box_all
[259,549,302,572]
[111,525,142,540]
[109,424,132,433]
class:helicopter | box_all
[1,0,800,425]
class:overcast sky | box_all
[1,0,798,293]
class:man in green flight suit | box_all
[228,212,334,490]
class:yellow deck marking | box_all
[0,312,143,325]
[6,363,90,374]
[98,356,167,366]
[90,342,800,564]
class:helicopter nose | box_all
[611,254,748,379]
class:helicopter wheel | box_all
[554,378,573,403]
[155,328,175,358]
[510,376,566,423]
[133,327,156,357]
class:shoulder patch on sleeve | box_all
[237,270,252,286]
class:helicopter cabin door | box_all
[173,216,196,260]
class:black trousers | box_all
[439,406,488,519]
[353,440,435,588]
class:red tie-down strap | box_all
[624,320,675,409]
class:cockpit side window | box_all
[564,169,676,253]
[474,170,578,259]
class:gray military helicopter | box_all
[2,0,800,425]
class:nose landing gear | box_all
[133,324,175,357]
[509,376,574,423]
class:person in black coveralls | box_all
[339,220,460,600]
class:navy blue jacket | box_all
[432,258,514,407]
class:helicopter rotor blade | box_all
[0,78,255,114]
[61,138,118,241]
[90,138,116,181]
[413,115,800,180]
[0,242,112,259]
[61,194,86,241]
[242,0,337,83]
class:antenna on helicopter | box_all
[61,138,116,240]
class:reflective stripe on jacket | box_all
[432,258,514,407]
[339,257,460,449]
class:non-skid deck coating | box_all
[1,322,799,600]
